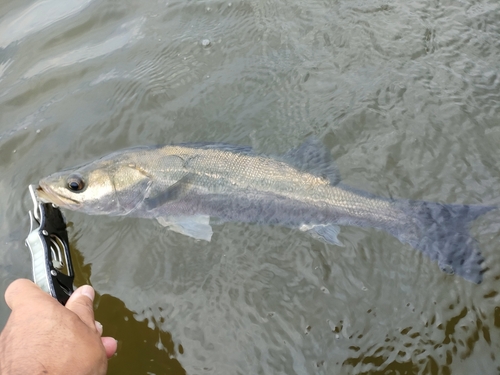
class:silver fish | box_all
[38,139,494,283]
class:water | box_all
[1,0,500,373]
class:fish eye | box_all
[67,174,85,192]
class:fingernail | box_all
[79,285,95,302]
[95,321,103,335]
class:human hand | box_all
[0,279,117,375]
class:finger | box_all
[95,321,103,336]
[5,278,56,310]
[64,285,96,330]
[101,337,118,359]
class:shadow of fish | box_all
[37,138,495,283]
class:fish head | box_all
[38,154,153,216]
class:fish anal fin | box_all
[157,215,213,241]
[283,137,340,185]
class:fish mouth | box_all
[36,183,82,208]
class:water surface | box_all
[1,0,499,373]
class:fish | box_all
[37,138,494,283]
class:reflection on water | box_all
[0,0,500,373]
[96,294,186,375]
[0,0,93,48]
[23,17,144,78]
[71,239,186,374]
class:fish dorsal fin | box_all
[283,138,341,185]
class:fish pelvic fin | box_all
[282,137,341,185]
[397,201,495,284]
[157,215,213,241]
[300,224,344,246]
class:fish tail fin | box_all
[396,201,495,283]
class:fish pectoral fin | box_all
[282,137,341,185]
[142,174,194,210]
[301,224,344,246]
[157,215,213,241]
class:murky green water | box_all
[1,0,500,373]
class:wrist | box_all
[0,324,45,375]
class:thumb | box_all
[65,285,97,330]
